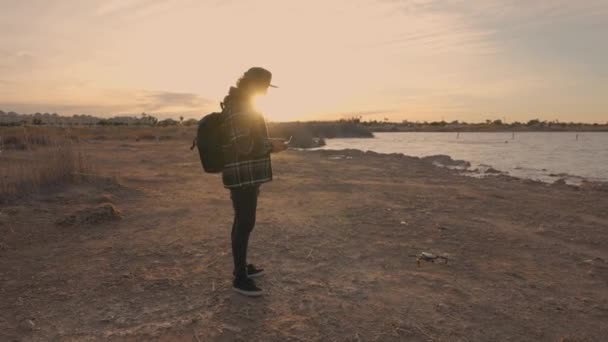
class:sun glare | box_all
[252,92,305,122]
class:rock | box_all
[19,318,35,331]
[56,203,122,226]
[96,193,114,203]
[552,178,567,186]
[422,155,471,168]
[522,178,542,185]
[581,181,608,192]
[115,317,128,326]
[221,323,242,333]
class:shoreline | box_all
[313,147,608,187]
[369,129,608,133]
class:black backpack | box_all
[190,104,226,173]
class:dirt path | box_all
[1,141,607,341]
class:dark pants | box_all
[230,185,259,279]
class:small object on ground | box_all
[400,221,408,225]
[328,154,353,160]
[221,323,243,333]
[416,252,449,267]
[19,318,35,331]
[246,264,265,278]
[233,277,263,297]
[306,248,314,259]
[582,257,606,266]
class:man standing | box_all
[221,67,288,296]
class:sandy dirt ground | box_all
[1,140,607,341]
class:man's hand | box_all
[269,138,288,153]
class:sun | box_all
[252,93,302,122]
[249,77,354,122]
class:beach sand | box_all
[1,140,607,341]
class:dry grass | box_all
[0,125,198,201]
[0,127,90,200]
[79,125,194,141]
[0,121,370,199]
[0,127,60,150]
[1,125,195,145]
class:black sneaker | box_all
[232,277,263,297]
[247,264,265,278]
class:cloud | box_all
[377,0,608,56]
[139,91,215,112]
[0,87,216,119]
[95,0,179,18]
[0,50,35,70]
[0,101,127,116]
[95,0,154,16]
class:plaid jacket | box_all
[221,104,273,189]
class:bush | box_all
[183,118,199,126]
[0,128,58,151]
[0,128,90,201]
[158,118,178,126]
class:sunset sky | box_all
[1,0,607,122]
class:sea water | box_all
[319,132,608,183]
